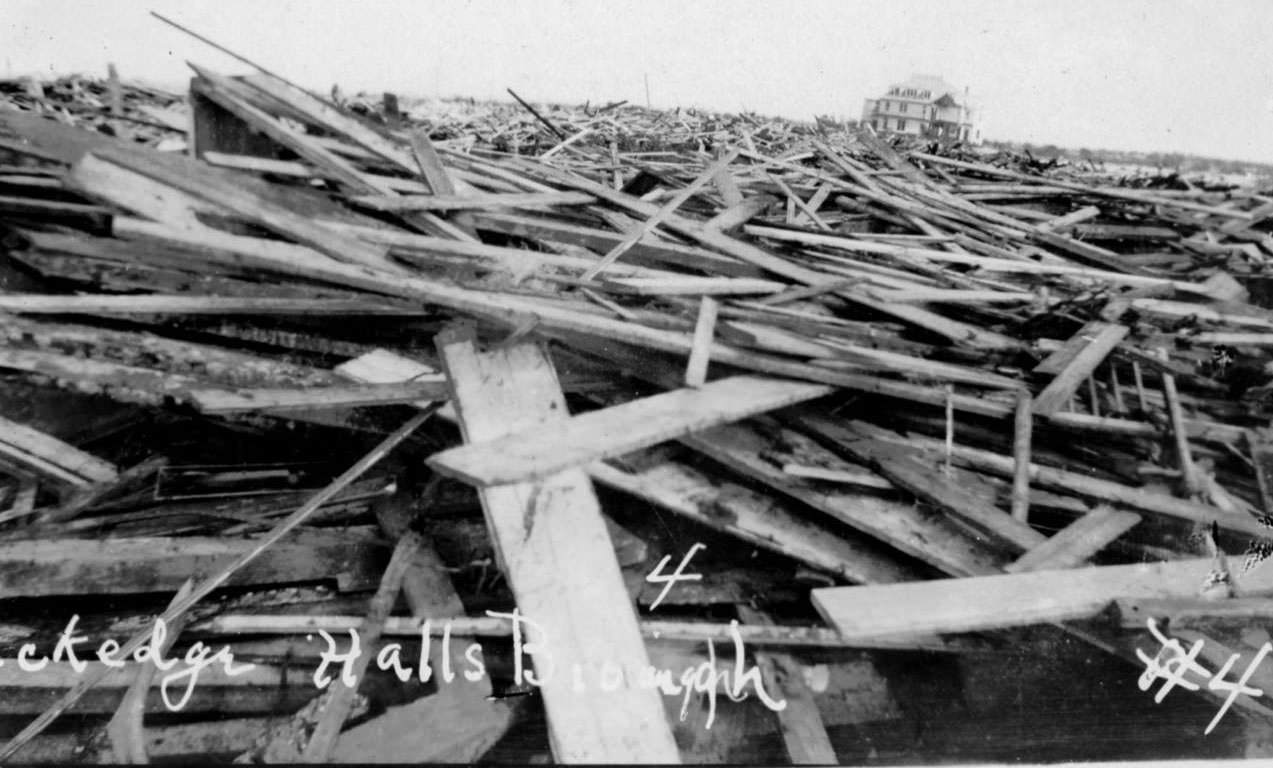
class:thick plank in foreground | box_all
[429,375,830,486]
[812,557,1273,640]
[435,330,679,763]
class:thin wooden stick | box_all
[0,410,435,761]
[1108,364,1126,413]
[1087,376,1101,417]
[1159,348,1201,496]
[106,63,122,117]
[1011,388,1033,522]
[609,140,622,190]
[505,88,567,140]
[944,384,955,477]
[580,149,740,281]
[150,12,327,105]
[1132,361,1149,412]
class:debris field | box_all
[1,50,1273,764]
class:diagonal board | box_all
[680,420,1009,578]
[1004,506,1141,574]
[433,328,679,763]
[1032,321,1129,416]
[339,348,912,585]
[811,557,1273,641]
[795,414,1045,554]
[428,375,830,487]
[589,461,923,585]
[81,145,392,271]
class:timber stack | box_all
[0,56,1271,764]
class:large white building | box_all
[860,74,981,143]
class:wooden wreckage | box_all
[1,53,1273,764]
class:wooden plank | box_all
[300,534,419,761]
[0,414,118,487]
[1005,506,1142,573]
[188,380,449,414]
[0,294,423,316]
[1071,223,1181,241]
[1011,389,1033,522]
[239,71,430,180]
[812,556,1273,640]
[331,491,513,763]
[597,276,786,296]
[780,463,894,489]
[0,661,313,715]
[736,605,838,765]
[0,529,388,597]
[1159,347,1201,494]
[1113,596,1273,630]
[106,581,193,763]
[1032,322,1130,416]
[704,196,771,232]
[681,420,1008,577]
[795,414,1045,554]
[429,375,831,486]
[349,191,594,212]
[203,611,969,651]
[202,151,432,193]
[590,461,920,585]
[581,150,740,281]
[434,329,679,763]
[81,145,394,271]
[1036,205,1102,233]
[471,212,765,278]
[408,129,458,195]
[10,717,272,763]
[685,296,718,387]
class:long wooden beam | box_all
[812,556,1273,640]
[434,329,679,763]
[428,375,830,486]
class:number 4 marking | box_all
[645,543,705,611]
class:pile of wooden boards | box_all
[1,71,187,150]
[1,59,1273,763]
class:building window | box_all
[897,119,906,131]
[899,102,907,113]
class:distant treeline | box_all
[984,140,1273,180]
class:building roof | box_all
[888,74,964,102]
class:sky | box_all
[4,0,1273,163]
